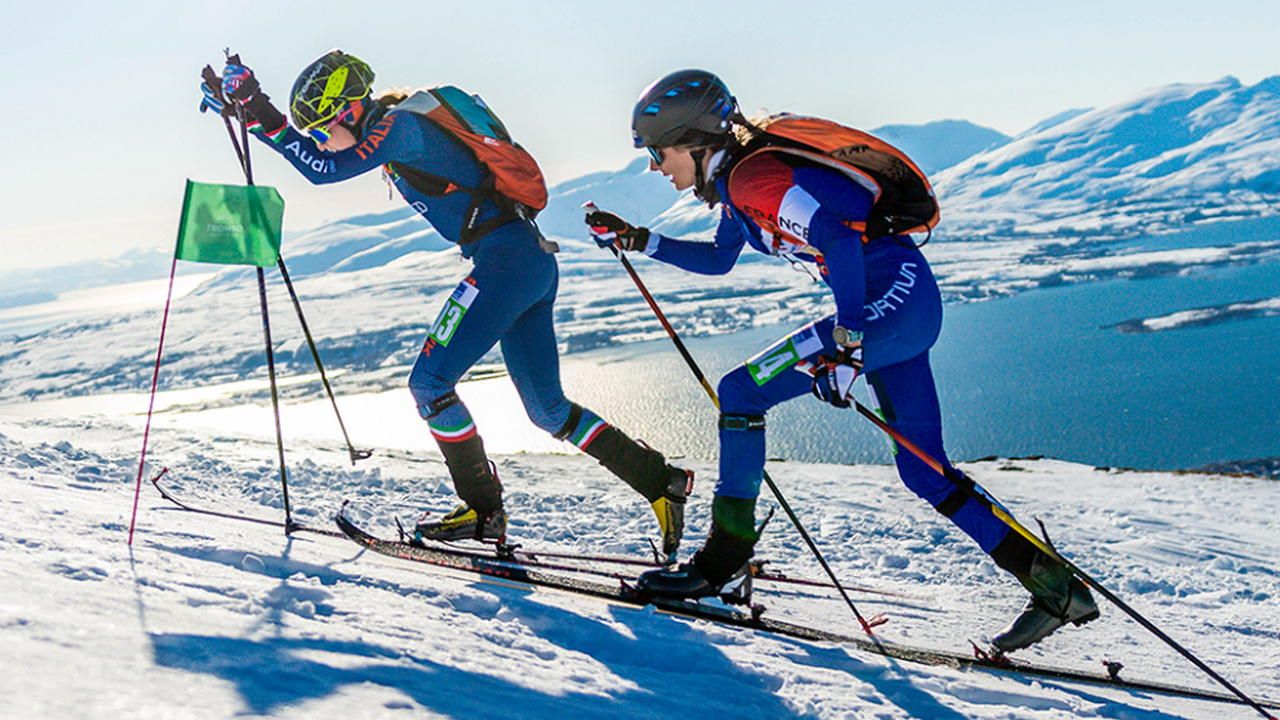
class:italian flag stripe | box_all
[572,418,608,450]
[430,419,477,443]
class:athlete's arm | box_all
[252,111,422,185]
[644,208,749,275]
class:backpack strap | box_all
[743,119,940,240]
[386,91,539,246]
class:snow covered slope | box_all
[1,415,1276,719]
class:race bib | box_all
[429,278,480,347]
[745,323,824,386]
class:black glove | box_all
[220,55,260,104]
[810,345,864,409]
[585,208,650,252]
[219,56,287,135]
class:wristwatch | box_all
[833,325,863,348]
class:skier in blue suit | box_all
[199,50,692,558]
[586,69,1098,652]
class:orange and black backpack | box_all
[731,114,940,243]
[384,87,549,244]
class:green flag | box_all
[175,180,284,267]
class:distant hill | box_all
[870,119,1011,176]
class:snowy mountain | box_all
[934,76,1280,237]
[0,248,201,310]
[3,76,1280,405]
[870,119,1011,175]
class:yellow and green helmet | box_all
[289,49,375,131]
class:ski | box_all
[150,467,345,538]
[151,468,909,598]
[521,552,918,598]
[338,507,763,622]
[336,508,1279,712]
[427,528,918,598]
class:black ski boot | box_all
[559,406,692,560]
[415,504,508,542]
[424,427,506,542]
[992,552,1100,653]
[635,496,758,605]
[635,560,752,605]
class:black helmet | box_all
[632,69,738,149]
[289,49,375,131]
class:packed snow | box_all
[1,410,1276,719]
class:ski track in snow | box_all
[1,416,1276,719]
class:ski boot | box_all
[636,501,757,605]
[651,467,694,564]
[634,560,753,605]
[992,553,1100,652]
[415,505,508,542]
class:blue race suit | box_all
[642,151,1012,557]
[252,99,668,513]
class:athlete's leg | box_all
[865,353,1014,552]
[698,246,948,581]
[499,258,692,555]
[860,253,1098,649]
[408,255,550,517]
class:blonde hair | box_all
[374,87,414,107]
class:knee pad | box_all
[718,413,766,432]
[413,385,459,421]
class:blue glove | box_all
[199,65,231,116]
[585,207,650,251]
[811,345,863,408]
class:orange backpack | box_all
[386,87,548,243]
[734,114,940,241]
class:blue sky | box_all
[1,0,1277,270]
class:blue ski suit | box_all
[252,99,618,470]
[641,151,1011,555]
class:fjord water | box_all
[2,255,1273,473]
[558,259,1280,471]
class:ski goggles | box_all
[306,104,356,144]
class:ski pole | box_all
[275,259,373,465]
[219,117,370,466]
[586,204,884,637]
[127,255,179,545]
[221,64,294,532]
[849,400,1276,718]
